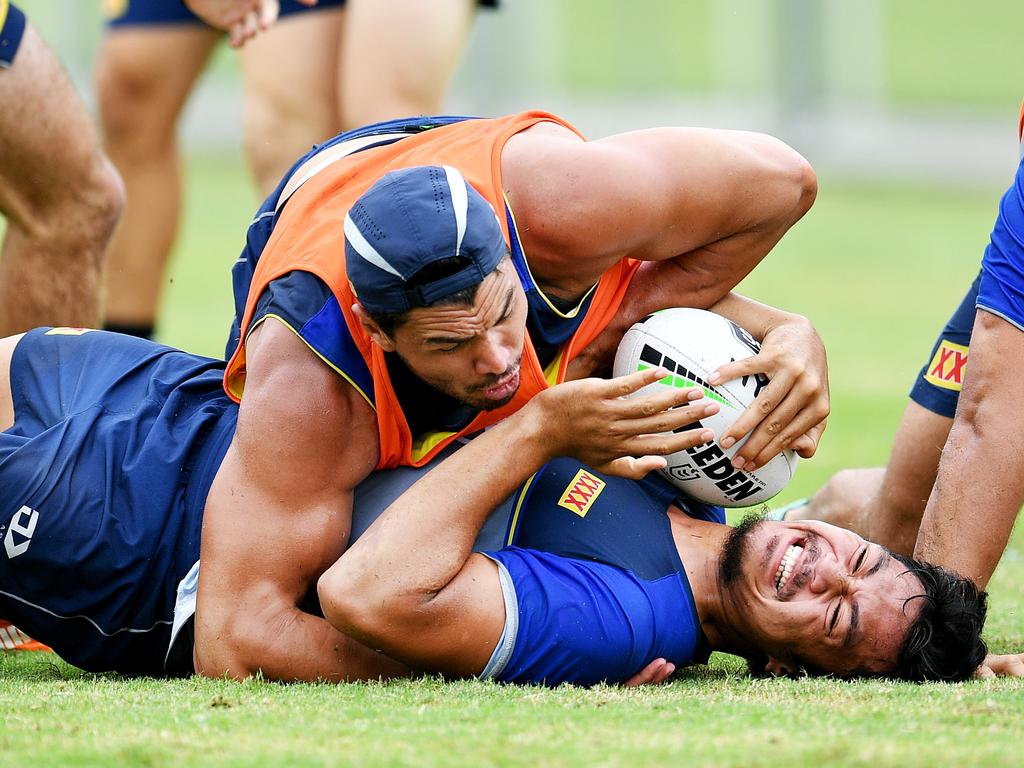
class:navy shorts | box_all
[0,329,235,674]
[105,0,347,28]
[106,0,496,29]
[0,2,26,68]
[908,272,979,418]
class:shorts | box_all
[105,0,347,28]
[105,0,497,29]
[909,273,979,418]
[0,2,26,68]
[0,329,235,674]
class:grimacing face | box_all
[385,263,529,411]
[722,519,925,677]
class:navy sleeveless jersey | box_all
[225,115,602,436]
[483,458,721,686]
[0,329,235,674]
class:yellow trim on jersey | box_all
[543,352,564,386]
[0,1,9,31]
[504,473,538,545]
[503,193,598,319]
[411,428,458,463]
[238,314,376,411]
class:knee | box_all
[95,56,176,154]
[242,94,336,194]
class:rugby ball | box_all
[612,308,798,507]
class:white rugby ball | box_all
[612,308,798,507]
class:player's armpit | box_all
[194,319,383,681]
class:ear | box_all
[352,303,396,352]
[764,656,798,677]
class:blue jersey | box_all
[482,458,721,687]
[978,152,1024,332]
[0,329,235,674]
[0,1,26,68]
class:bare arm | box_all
[915,309,1024,589]
[510,125,823,465]
[194,319,406,681]
[503,124,816,301]
[318,370,720,677]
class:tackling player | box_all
[205,112,829,679]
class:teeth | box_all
[774,544,803,591]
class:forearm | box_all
[915,310,1024,587]
[321,404,549,612]
[706,292,806,342]
[195,600,408,682]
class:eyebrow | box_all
[424,288,515,346]
[842,551,888,647]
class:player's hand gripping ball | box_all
[613,308,798,507]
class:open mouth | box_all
[774,540,805,593]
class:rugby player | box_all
[0,329,986,683]
[96,0,490,340]
[206,113,829,679]
[780,104,1024,589]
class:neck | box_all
[667,508,756,657]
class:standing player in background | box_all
[0,1,124,653]
[96,0,493,340]
[781,103,1024,676]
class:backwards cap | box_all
[344,165,507,316]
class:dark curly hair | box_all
[886,552,988,682]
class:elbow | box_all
[317,564,379,639]
[193,615,260,681]
[776,145,818,224]
[756,135,818,226]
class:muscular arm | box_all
[194,319,406,681]
[509,125,824,463]
[318,371,720,677]
[503,124,816,301]
[915,309,1024,588]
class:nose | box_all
[808,554,848,596]
[474,331,513,376]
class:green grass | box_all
[4,159,1024,765]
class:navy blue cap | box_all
[344,165,507,315]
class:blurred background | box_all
[10,0,1024,507]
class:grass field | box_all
[2,157,1023,766]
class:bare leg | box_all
[95,24,220,332]
[790,401,952,556]
[340,0,475,128]
[238,8,344,196]
[0,24,123,334]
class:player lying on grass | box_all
[0,329,989,683]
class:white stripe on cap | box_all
[443,165,468,257]
[344,212,404,278]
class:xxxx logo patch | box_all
[557,469,606,518]
[924,339,969,391]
